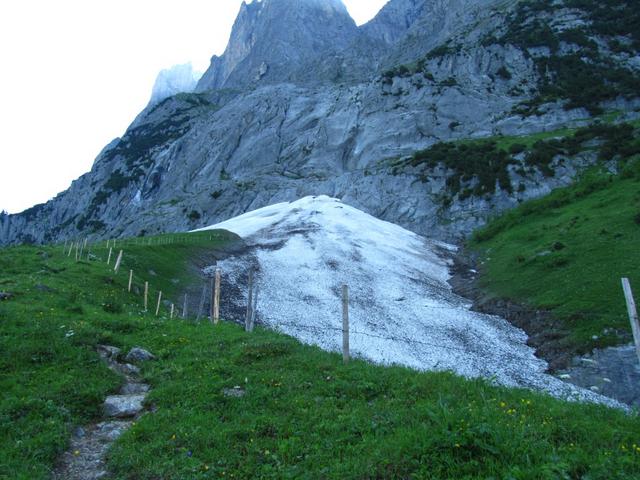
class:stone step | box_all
[104,394,146,418]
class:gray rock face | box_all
[2,0,638,246]
[149,63,202,106]
[125,347,155,363]
[103,394,146,418]
[361,0,427,45]
[197,0,359,91]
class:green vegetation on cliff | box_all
[493,0,640,114]
[393,120,640,205]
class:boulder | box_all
[125,347,155,362]
[104,395,146,418]
[96,345,121,360]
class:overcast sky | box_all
[0,0,388,214]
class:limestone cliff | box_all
[2,0,639,245]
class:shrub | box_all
[440,77,458,87]
[485,0,640,115]
[509,143,526,155]
[410,140,514,196]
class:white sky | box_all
[0,0,388,214]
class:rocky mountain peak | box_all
[196,0,358,90]
[3,0,640,248]
[148,63,202,106]
[361,0,426,45]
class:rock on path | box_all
[54,345,154,479]
[104,394,146,418]
[125,347,155,362]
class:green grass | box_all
[492,126,580,151]
[102,231,239,301]
[1,233,640,479]
[471,162,640,353]
[0,232,232,478]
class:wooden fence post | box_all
[170,303,175,319]
[621,278,640,364]
[128,270,133,292]
[182,293,188,319]
[209,277,215,323]
[342,284,349,364]
[113,250,123,273]
[155,291,162,316]
[245,270,254,332]
[107,247,113,265]
[144,281,149,312]
[213,268,221,324]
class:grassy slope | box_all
[1,234,640,479]
[470,162,640,353]
[0,232,231,479]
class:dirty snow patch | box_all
[198,196,623,408]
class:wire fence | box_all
[43,234,640,368]
[267,320,475,355]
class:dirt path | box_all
[53,346,152,480]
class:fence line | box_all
[44,235,639,371]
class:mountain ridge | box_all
[149,63,202,106]
[2,0,639,246]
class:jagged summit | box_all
[196,0,358,90]
[361,0,426,45]
[2,0,639,246]
[148,63,202,106]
